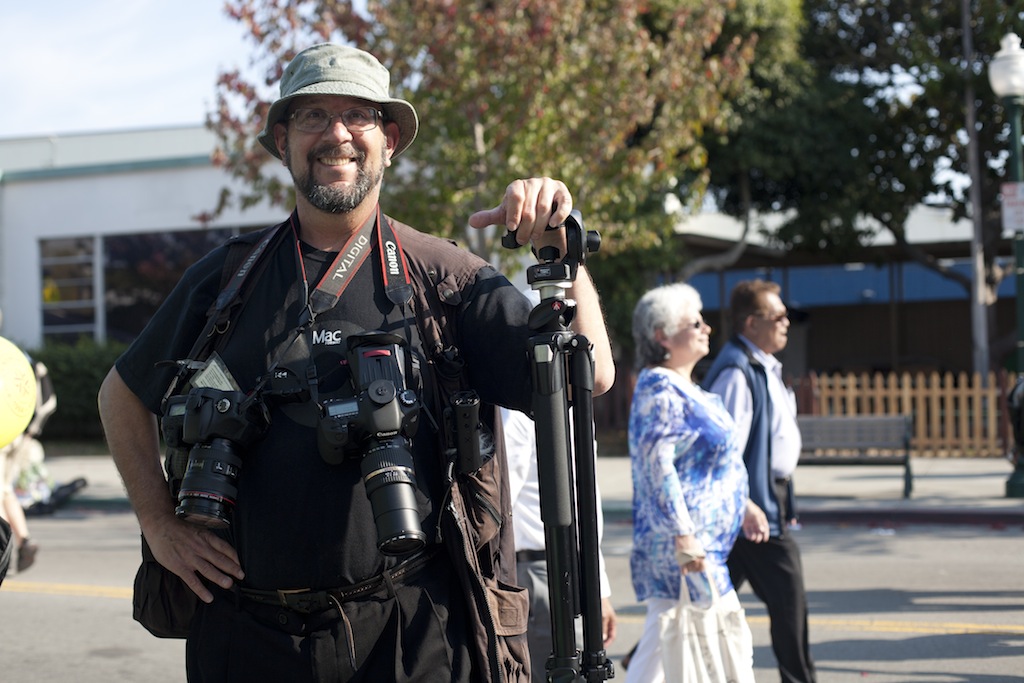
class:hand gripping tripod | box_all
[504,210,614,682]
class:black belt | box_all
[238,547,439,615]
[775,476,791,485]
[516,549,546,563]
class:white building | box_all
[0,126,286,349]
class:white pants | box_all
[623,589,745,683]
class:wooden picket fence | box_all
[791,370,1013,458]
[593,368,1017,458]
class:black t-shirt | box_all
[116,218,534,590]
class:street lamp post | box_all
[989,32,1024,498]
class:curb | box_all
[595,503,1024,528]
[796,507,1024,527]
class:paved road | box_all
[1,506,186,682]
[2,502,1022,682]
[604,520,1024,682]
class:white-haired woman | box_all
[624,282,752,682]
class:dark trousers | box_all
[728,532,816,683]
[185,552,473,683]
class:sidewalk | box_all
[36,452,1024,525]
[597,454,1024,526]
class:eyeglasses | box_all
[682,319,710,331]
[289,106,384,134]
[757,312,789,324]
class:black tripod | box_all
[506,211,613,682]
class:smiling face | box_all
[273,95,400,215]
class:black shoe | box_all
[17,539,38,572]
[620,641,638,670]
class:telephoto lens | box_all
[361,440,427,555]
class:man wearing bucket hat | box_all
[99,43,614,682]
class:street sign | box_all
[1003,181,1024,236]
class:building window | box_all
[103,229,236,343]
[41,237,96,343]
[42,227,257,345]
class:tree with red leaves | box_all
[206,0,752,264]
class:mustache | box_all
[311,144,366,163]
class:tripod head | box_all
[503,209,601,330]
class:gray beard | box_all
[303,178,370,213]
[290,143,384,214]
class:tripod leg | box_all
[569,339,614,681]
[531,332,614,682]
[532,334,581,682]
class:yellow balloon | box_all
[0,336,37,449]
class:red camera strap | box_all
[293,204,412,322]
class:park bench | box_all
[796,414,913,498]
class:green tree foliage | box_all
[808,0,1024,291]
[710,0,1023,284]
[702,0,889,260]
[206,1,757,359]
[682,0,823,277]
[700,0,1024,369]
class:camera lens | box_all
[360,440,426,555]
[176,437,242,529]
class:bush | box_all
[31,339,128,440]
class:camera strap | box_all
[295,204,413,317]
[286,206,417,407]
[160,222,291,410]
[374,209,418,386]
[213,223,290,317]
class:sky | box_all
[1,0,252,139]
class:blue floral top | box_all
[629,367,748,601]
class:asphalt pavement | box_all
[3,452,1023,682]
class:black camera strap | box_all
[213,223,290,317]
[293,204,416,366]
[160,222,290,410]
[375,209,418,385]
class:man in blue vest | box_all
[703,279,816,683]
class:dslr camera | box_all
[162,387,270,529]
[318,331,426,555]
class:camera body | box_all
[162,387,269,529]
[161,331,427,555]
[317,331,426,555]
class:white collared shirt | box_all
[707,336,802,479]
[501,407,611,598]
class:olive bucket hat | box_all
[257,43,419,159]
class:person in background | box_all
[0,352,55,574]
[624,282,751,682]
[0,443,38,573]
[703,278,816,683]
[501,405,617,680]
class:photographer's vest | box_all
[163,212,527,683]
